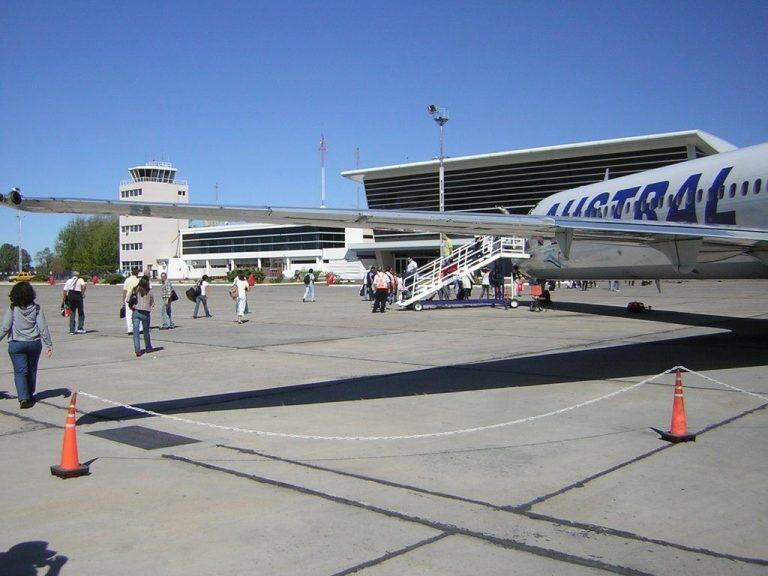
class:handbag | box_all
[185,287,197,302]
[228,285,238,299]
[127,289,138,310]
[119,305,126,319]
[170,289,179,302]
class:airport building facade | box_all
[119,131,735,279]
[118,162,189,276]
[117,162,371,280]
[175,223,369,280]
[341,130,735,272]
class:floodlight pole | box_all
[13,188,23,272]
[427,105,449,258]
[18,215,22,272]
[428,106,449,212]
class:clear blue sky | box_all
[2,0,768,260]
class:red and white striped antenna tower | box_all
[319,134,327,208]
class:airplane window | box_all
[729,183,736,198]
[741,181,748,196]
[696,189,703,203]
[755,179,762,194]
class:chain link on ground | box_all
[76,366,765,441]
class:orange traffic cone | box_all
[653,369,696,443]
[51,393,90,478]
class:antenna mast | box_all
[319,134,327,208]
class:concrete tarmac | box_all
[0,279,766,575]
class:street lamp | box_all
[427,105,449,262]
[427,105,449,213]
[12,188,23,272]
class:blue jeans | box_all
[193,296,210,317]
[160,301,175,328]
[303,284,315,301]
[132,310,152,354]
[8,339,43,402]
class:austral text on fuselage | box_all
[545,167,736,225]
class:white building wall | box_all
[118,168,189,277]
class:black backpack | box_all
[304,274,311,285]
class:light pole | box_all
[12,188,23,272]
[427,105,449,261]
[427,105,449,213]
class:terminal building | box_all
[117,162,371,280]
[341,130,735,272]
[119,130,735,279]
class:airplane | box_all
[1,142,767,281]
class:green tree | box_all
[0,243,31,273]
[34,247,55,275]
[55,216,119,274]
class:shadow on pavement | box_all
[76,309,767,425]
[0,541,68,575]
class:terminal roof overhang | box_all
[340,130,736,183]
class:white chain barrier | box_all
[76,365,767,441]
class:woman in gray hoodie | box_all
[0,281,53,408]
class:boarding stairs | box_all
[397,236,529,308]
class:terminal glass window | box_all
[181,226,346,255]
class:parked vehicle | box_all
[8,271,35,282]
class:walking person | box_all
[480,268,491,299]
[385,267,397,304]
[396,274,407,303]
[405,256,418,297]
[459,270,474,300]
[303,269,315,302]
[193,275,213,318]
[364,266,376,301]
[232,272,249,323]
[130,276,154,357]
[0,281,53,408]
[122,267,141,334]
[159,272,177,329]
[440,233,453,263]
[63,271,86,334]
[371,267,390,313]
[495,266,507,299]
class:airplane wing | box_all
[2,194,767,271]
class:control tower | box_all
[118,161,189,277]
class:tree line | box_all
[2,216,119,277]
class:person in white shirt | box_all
[480,268,491,299]
[232,273,249,324]
[122,267,142,334]
[63,271,86,334]
[396,274,407,303]
[404,256,418,298]
[302,269,315,302]
[193,275,212,318]
[371,268,391,313]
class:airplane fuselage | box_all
[522,143,768,280]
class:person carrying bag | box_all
[0,281,53,409]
